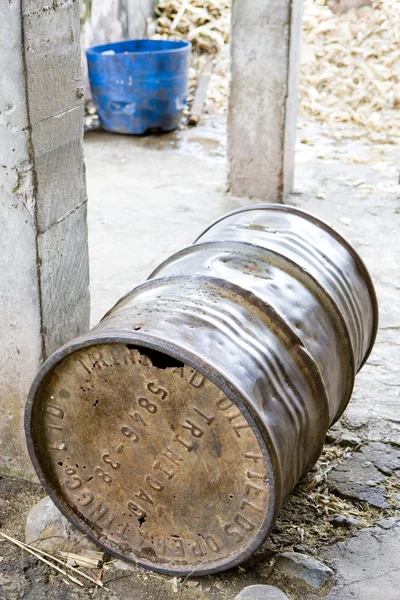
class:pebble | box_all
[326,452,390,509]
[25,496,96,553]
[275,552,334,590]
[234,585,289,600]
[361,442,400,476]
[329,514,359,529]
[377,517,399,531]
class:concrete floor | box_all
[85,118,240,325]
[83,117,400,599]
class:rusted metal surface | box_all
[25,204,378,576]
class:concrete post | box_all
[0,0,90,478]
[123,0,155,38]
[228,0,304,201]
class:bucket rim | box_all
[86,38,191,57]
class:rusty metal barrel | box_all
[25,204,378,576]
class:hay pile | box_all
[151,0,230,114]
[153,0,230,53]
[301,0,400,143]
[152,0,400,141]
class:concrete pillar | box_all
[0,0,90,478]
[123,0,155,38]
[228,0,304,201]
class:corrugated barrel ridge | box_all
[98,276,330,500]
[25,203,378,577]
[194,204,378,371]
[149,241,355,424]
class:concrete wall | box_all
[0,0,90,478]
[228,0,304,202]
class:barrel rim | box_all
[25,331,279,576]
[193,203,379,369]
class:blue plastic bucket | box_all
[86,39,191,134]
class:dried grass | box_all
[151,0,400,140]
[151,0,230,114]
[271,443,390,553]
[301,0,400,143]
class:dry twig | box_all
[0,531,83,587]
[0,531,108,590]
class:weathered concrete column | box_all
[228,0,304,201]
[0,0,90,478]
[123,0,155,38]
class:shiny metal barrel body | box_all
[25,204,378,576]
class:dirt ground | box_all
[0,440,394,599]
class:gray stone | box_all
[377,517,399,530]
[360,442,400,476]
[329,514,359,529]
[326,451,390,509]
[186,579,200,588]
[25,496,96,553]
[234,585,289,600]
[275,552,334,590]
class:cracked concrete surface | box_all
[322,521,400,599]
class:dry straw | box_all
[152,0,400,140]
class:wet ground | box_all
[1,116,399,599]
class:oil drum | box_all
[25,204,378,575]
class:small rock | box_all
[25,496,96,553]
[377,517,399,531]
[326,429,362,447]
[329,514,359,529]
[326,452,390,509]
[361,443,400,476]
[234,585,289,600]
[186,579,200,588]
[275,552,334,590]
